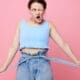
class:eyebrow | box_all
[32,8,43,10]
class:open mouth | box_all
[36,16,40,19]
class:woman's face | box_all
[29,2,45,23]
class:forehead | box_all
[31,2,44,9]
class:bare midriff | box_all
[21,48,46,55]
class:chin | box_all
[35,19,43,24]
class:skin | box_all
[0,2,80,73]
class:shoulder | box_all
[16,19,24,31]
[17,18,26,29]
[47,20,56,30]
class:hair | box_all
[28,0,47,10]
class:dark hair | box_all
[28,0,47,10]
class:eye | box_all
[32,8,36,11]
[38,9,44,11]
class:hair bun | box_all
[29,0,45,1]
[28,0,47,9]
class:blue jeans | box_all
[16,50,53,80]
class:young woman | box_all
[0,0,80,80]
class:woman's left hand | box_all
[75,61,80,66]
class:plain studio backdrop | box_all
[0,0,80,80]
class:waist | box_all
[21,48,48,55]
[19,51,78,67]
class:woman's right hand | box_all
[0,66,7,73]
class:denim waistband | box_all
[19,50,78,67]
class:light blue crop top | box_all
[19,19,50,51]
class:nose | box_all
[35,10,40,15]
[35,9,42,15]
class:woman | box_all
[0,0,80,80]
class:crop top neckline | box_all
[24,19,47,28]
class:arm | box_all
[0,22,20,72]
[49,21,80,64]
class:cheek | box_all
[30,11,35,16]
[40,11,45,14]
[40,12,45,16]
[29,10,35,15]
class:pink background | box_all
[0,0,80,80]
